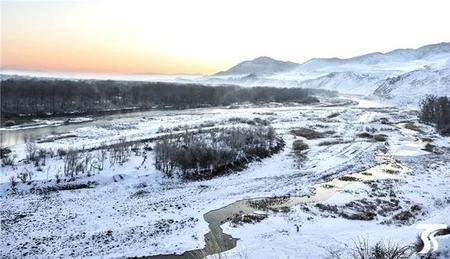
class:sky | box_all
[1,0,450,75]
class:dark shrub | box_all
[291,128,323,139]
[154,126,283,179]
[419,95,450,135]
[392,211,414,221]
[357,132,387,142]
[373,134,387,142]
[0,147,12,158]
[403,122,422,132]
[357,132,373,139]
[292,140,309,152]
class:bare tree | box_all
[154,126,282,179]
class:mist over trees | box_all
[419,95,450,135]
[0,78,336,118]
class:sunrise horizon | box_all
[3,40,450,77]
[2,0,450,74]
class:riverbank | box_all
[1,98,449,258]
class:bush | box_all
[109,138,131,166]
[0,146,12,158]
[57,148,67,158]
[357,132,373,139]
[4,120,15,126]
[25,143,38,163]
[292,140,309,152]
[373,134,387,142]
[423,143,435,152]
[228,117,270,126]
[230,213,268,226]
[154,126,282,179]
[247,196,289,210]
[290,128,323,139]
[318,140,350,146]
[1,155,16,167]
[419,95,450,135]
[329,239,414,259]
[9,176,17,189]
[63,150,95,179]
[353,240,413,259]
[403,122,422,132]
[17,169,33,183]
[357,132,387,142]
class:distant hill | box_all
[215,56,298,76]
[209,42,450,107]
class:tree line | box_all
[0,77,336,119]
[419,95,450,135]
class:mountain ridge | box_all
[217,42,450,76]
[210,42,450,107]
[214,56,298,76]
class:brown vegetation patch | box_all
[422,143,435,152]
[392,211,414,221]
[357,132,387,142]
[383,169,400,174]
[290,128,323,139]
[292,140,309,152]
[340,211,377,221]
[230,213,268,226]
[403,122,423,133]
[338,176,359,182]
[318,139,351,146]
[30,181,97,194]
[247,196,290,210]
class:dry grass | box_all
[291,128,323,139]
[357,132,387,142]
[422,143,435,152]
[292,140,309,152]
[338,176,359,182]
[247,196,290,210]
[318,139,351,146]
[230,213,268,226]
[328,239,414,259]
[403,122,423,133]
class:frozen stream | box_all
[2,96,448,259]
[147,151,411,258]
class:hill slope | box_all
[215,56,298,76]
[210,42,450,106]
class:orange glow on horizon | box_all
[1,0,450,74]
[2,34,221,74]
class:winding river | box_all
[145,152,408,259]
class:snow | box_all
[1,97,449,258]
[3,43,449,109]
[202,42,450,108]
[214,56,298,76]
[1,42,450,258]
[373,66,450,108]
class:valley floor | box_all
[1,97,449,258]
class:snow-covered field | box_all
[1,96,449,258]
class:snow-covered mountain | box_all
[297,71,388,95]
[373,66,450,106]
[210,42,450,107]
[215,56,298,76]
